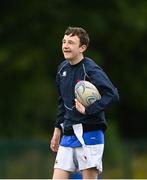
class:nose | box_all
[63,42,69,49]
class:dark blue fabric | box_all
[55,57,119,132]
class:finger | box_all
[76,103,81,111]
[75,99,81,106]
[75,98,80,104]
[76,100,84,108]
[53,145,59,152]
[51,145,56,152]
[50,143,59,152]
[75,100,81,107]
[75,100,82,109]
[77,102,83,109]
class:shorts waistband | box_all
[63,124,106,135]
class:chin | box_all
[64,55,72,60]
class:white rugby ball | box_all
[75,80,101,107]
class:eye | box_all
[68,40,74,44]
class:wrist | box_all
[53,128,61,138]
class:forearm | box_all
[53,127,61,138]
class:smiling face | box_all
[62,34,87,64]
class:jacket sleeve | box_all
[54,72,65,130]
[85,65,119,115]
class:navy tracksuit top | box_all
[55,57,119,135]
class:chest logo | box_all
[76,79,81,83]
[62,71,67,77]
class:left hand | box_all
[75,99,86,114]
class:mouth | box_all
[63,51,72,57]
[64,50,71,53]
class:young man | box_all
[50,26,119,179]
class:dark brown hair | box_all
[64,26,90,47]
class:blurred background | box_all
[0,0,147,178]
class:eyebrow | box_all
[62,39,75,43]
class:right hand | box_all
[75,99,86,114]
[50,128,61,152]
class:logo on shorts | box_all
[55,160,58,164]
[90,137,96,140]
[84,155,87,160]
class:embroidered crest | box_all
[62,71,67,77]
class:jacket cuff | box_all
[55,124,62,130]
[85,102,97,115]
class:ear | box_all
[80,45,87,53]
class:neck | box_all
[69,55,84,65]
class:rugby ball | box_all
[75,80,101,107]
